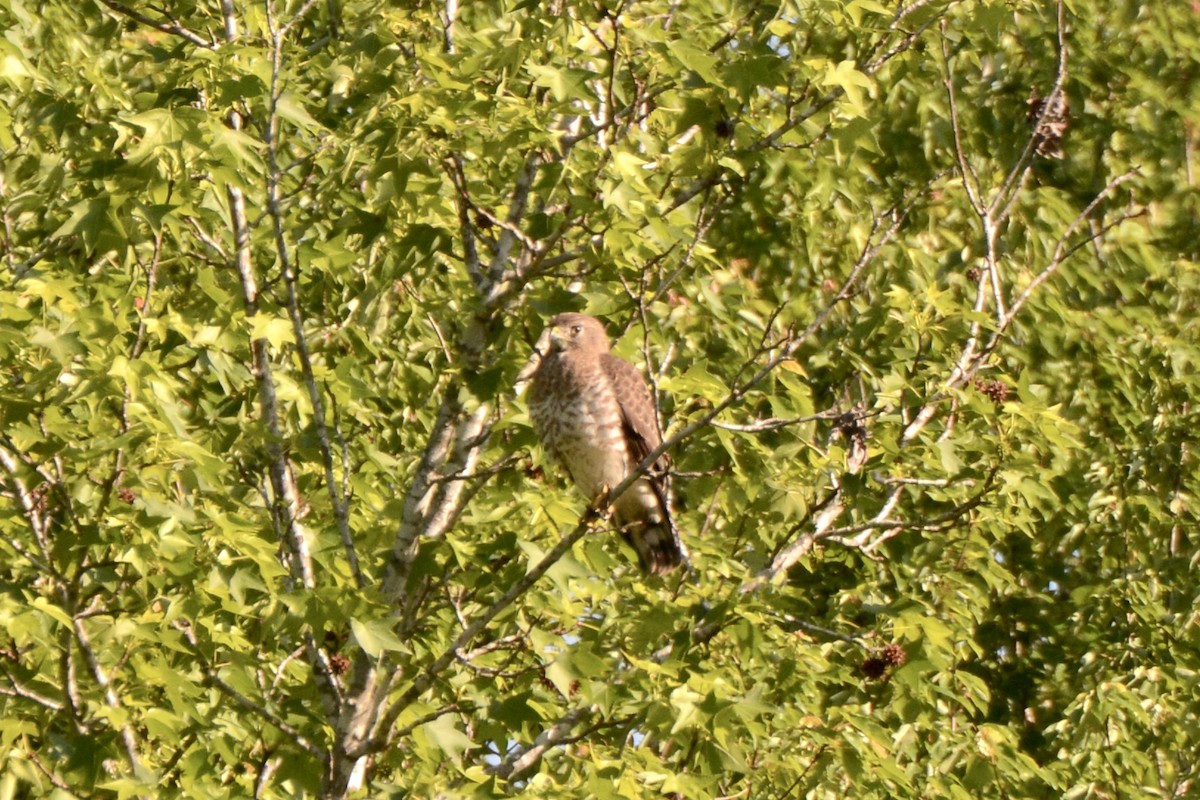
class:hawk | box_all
[528,313,686,575]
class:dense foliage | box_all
[1,0,1197,797]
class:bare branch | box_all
[0,177,14,274]
[278,0,321,38]
[212,668,325,759]
[429,454,521,486]
[264,2,363,587]
[851,468,996,544]
[991,0,1069,222]
[647,196,718,308]
[442,0,459,52]
[95,230,164,522]
[374,505,606,749]
[0,670,64,710]
[391,702,474,740]
[219,0,238,49]
[711,408,844,433]
[865,6,951,75]
[176,623,325,759]
[785,616,872,649]
[940,26,984,217]
[743,491,845,592]
[6,237,76,281]
[481,153,544,307]
[254,755,282,800]
[59,629,87,734]
[714,787,750,800]
[72,616,143,772]
[0,445,63,580]
[874,474,967,488]
[997,170,1139,329]
[893,0,943,26]
[419,404,492,542]
[382,393,463,596]
[487,706,594,779]
[445,156,485,292]
[458,633,526,663]
[96,0,218,49]
[559,85,674,150]
[271,645,309,691]
[24,748,78,794]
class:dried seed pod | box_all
[1028,89,1069,159]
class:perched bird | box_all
[528,313,686,575]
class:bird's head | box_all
[546,313,610,354]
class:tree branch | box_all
[391,701,475,740]
[901,168,1139,443]
[0,670,64,711]
[940,26,984,217]
[373,505,606,751]
[486,706,594,779]
[72,614,143,773]
[742,491,845,592]
[24,748,78,794]
[0,445,57,576]
[177,622,325,759]
[996,171,1139,330]
[991,0,1069,222]
[265,0,363,588]
[96,0,218,50]
[711,408,845,433]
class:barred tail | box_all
[614,476,687,575]
[632,521,687,575]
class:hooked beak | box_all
[546,325,567,352]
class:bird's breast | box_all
[530,357,629,498]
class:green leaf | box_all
[820,60,874,114]
[350,617,408,659]
[526,64,599,102]
[667,40,720,84]
[420,714,474,760]
[276,94,323,131]
[247,312,296,349]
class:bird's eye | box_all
[570,325,582,335]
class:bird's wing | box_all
[599,353,668,473]
[600,352,687,573]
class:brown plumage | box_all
[528,313,686,575]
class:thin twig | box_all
[786,616,871,649]
[279,0,321,37]
[391,702,475,740]
[991,0,1069,222]
[96,0,218,49]
[177,622,325,758]
[264,0,363,587]
[711,408,844,433]
[72,616,143,773]
[0,672,64,710]
[940,26,984,216]
[25,749,78,793]
[374,505,607,749]
[487,706,594,778]
[998,171,1139,328]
